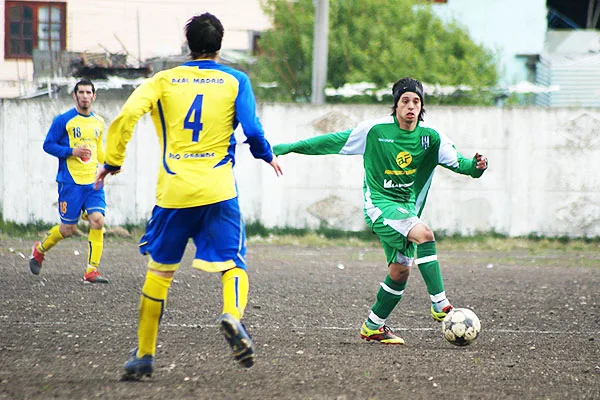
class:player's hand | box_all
[94,164,110,190]
[73,146,92,162]
[474,153,488,170]
[269,157,283,177]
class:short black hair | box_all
[391,77,426,121]
[73,78,95,94]
[185,13,224,59]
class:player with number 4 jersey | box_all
[104,57,272,208]
[95,13,282,379]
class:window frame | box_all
[4,1,67,60]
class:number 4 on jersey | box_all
[184,95,204,142]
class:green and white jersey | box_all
[273,116,484,224]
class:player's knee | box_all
[59,224,77,237]
[389,262,410,283]
[408,223,435,244]
[422,228,435,242]
[87,212,104,228]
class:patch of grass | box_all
[0,217,53,239]
[2,215,600,252]
[245,220,379,246]
[248,232,375,247]
[434,230,600,253]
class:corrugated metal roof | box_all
[543,30,600,54]
[535,31,600,107]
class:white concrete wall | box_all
[2,99,600,238]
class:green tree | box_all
[252,0,499,104]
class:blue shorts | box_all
[57,182,106,224]
[139,198,247,273]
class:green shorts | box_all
[365,203,421,266]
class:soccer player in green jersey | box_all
[95,13,282,378]
[273,77,488,344]
[30,78,110,284]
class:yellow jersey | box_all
[106,60,273,208]
[43,108,105,185]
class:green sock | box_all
[366,275,407,329]
[416,241,449,311]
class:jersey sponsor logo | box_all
[168,152,215,159]
[193,78,224,84]
[383,179,414,189]
[384,169,416,175]
[184,152,215,159]
[378,138,394,143]
[385,151,416,175]
[171,78,225,85]
[395,151,412,168]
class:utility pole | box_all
[137,8,142,67]
[587,0,600,28]
[311,0,329,105]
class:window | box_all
[250,31,262,55]
[5,1,66,59]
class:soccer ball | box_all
[441,308,481,346]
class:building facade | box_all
[1,0,269,98]
[431,0,548,87]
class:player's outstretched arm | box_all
[272,130,353,157]
[441,145,488,178]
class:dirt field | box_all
[0,237,599,399]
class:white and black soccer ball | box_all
[441,308,481,346]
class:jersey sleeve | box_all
[105,77,160,167]
[43,114,72,159]
[234,73,273,163]
[273,129,353,156]
[93,114,106,165]
[437,131,485,178]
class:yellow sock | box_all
[221,267,249,321]
[137,270,172,357]
[39,225,64,252]
[87,228,103,271]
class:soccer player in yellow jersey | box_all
[95,13,283,379]
[30,78,110,284]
